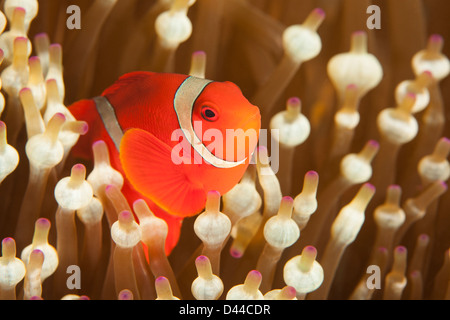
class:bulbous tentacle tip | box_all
[12,7,27,16]
[287,96,301,107]
[313,8,326,17]
[305,170,319,179]
[92,139,107,150]
[195,255,209,263]
[71,163,87,181]
[35,217,51,229]
[1,237,16,255]
[428,34,444,51]
[350,31,368,54]
[118,210,134,224]
[118,289,133,300]
[34,32,49,39]
[303,8,326,31]
[245,270,262,287]
[80,122,89,135]
[230,247,243,259]
[281,196,294,204]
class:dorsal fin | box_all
[102,71,156,97]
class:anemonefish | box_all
[69,71,261,254]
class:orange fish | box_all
[69,71,261,254]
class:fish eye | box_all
[201,105,219,122]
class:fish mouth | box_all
[238,109,261,132]
[223,109,261,162]
[193,108,261,164]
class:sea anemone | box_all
[0,0,450,302]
